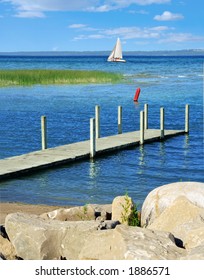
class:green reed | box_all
[0,69,123,87]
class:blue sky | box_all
[0,0,203,52]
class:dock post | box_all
[118,106,122,134]
[144,104,148,130]
[160,107,165,139]
[185,104,189,133]
[140,110,144,144]
[95,105,100,139]
[90,118,96,158]
[41,116,47,150]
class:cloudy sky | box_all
[0,0,203,52]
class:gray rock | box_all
[40,204,112,222]
[40,205,96,221]
[0,235,16,260]
[79,225,186,260]
[181,245,204,260]
[147,196,204,245]
[184,226,204,250]
[98,220,120,230]
[5,212,100,260]
[141,182,204,227]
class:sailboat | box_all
[107,38,126,63]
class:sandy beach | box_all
[0,202,67,225]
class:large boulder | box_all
[141,182,204,227]
[79,225,185,260]
[5,212,101,260]
[147,196,204,245]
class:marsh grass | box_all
[0,69,123,87]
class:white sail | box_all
[107,48,115,61]
[107,38,126,62]
[114,38,122,59]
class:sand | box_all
[0,202,67,225]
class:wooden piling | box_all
[185,104,189,133]
[41,116,47,150]
[144,104,148,130]
[140,110,144,144]
[95,105,100,139]
[90,118,96,158]
[118,106,122,134]
[160,107,165,139]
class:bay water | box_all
[0,55,203,208]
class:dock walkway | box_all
[0,129,185,181]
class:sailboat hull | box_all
[107,58,126,63]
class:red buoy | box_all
[134,88,141,102]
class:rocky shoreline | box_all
[1,181,204,260]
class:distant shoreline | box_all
[0,49,204,57]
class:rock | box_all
[0,235,16,260]
[79,225,185,260]
[141,182,204,227]
[97,220,120,230]
[181,245,204,260]
[5,212,100,260]
[112,196,135,225]
[40,204,112,222]
[184,227,204,250]
[93,204,112,220]
[40,205,96,221]
[147,197,204,246]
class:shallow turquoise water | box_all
[0,55,203,207]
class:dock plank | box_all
[0,129,185,180]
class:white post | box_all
[144,103,148,130]
[90,118,96,158]
[118,106,122,134]
[185,104,189,133]
[140,110,144,144]
[160,107,165,139]
[41,116,47,150]
[95,105,100,139]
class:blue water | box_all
[0,55,203,208]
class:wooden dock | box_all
[0,129,185,181]
[0,104,189,181]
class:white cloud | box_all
[15,11,45,18]
[1,0,97,17]
[128,9,149,14]
[68,24,88,29]
[2,0,171,17]
[150,26,171,31]
[126,0,170,5]
[71,23,204,46]
[73,25,172,41]
[154,11,184,21]
[159,33,204,43]
[88,1,171,12]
